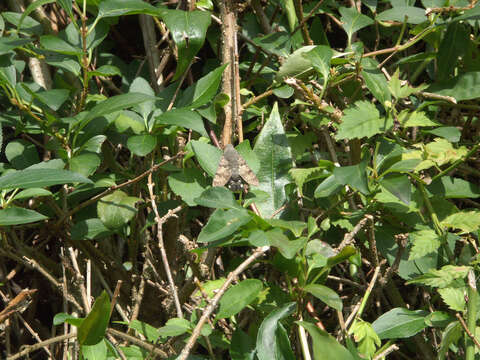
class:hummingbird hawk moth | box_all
[213,144,259,191]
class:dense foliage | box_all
[1,0,480,359]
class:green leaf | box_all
[191,140,222,177]
[70,153,101,177]
[372,307,428,339]
[78,135,107,154]
[97,190,140,229]
[177,64,227,108]
[339,7,374,44]
[427,71,480,101]
[40,35,82,55]
[361,57,391,108]
[314,174,343,198]
[408,229,441,260]
[32,89,70,111]
[13,188,52,200]
[254,31,292,58]
[397,110,438,127]
[303,284,342,311]
[336,101,389,140]
[154,108,207,137]
[18,0,55,30]
[376,6,427,24]
[437,22,469,81]
[81,340,107,360]
[158,318,191,337]
[126,134,157,156]
[160,9,211,81]
[263,218,307,237]
[424,138,468,166]
[267,230,307,259]
[428,177,480,199]
[128,319,160,343]
[230,329,255,360]
[388,69,427,99]
[276,45,316,81]
[0,37,32,55]
[97,0,161,18]
[441,211,480,233]
[303,45,333,85]
[216,279,263,319]
[71,218,114,240]
[78,291,110,346]
[438,287,466,312]
[296,321,355,360]
[256,302,296,360]
[168,168,208,207]
[197,208,251,243]
[289,165,331,197]
[0,169,92,190]
[333,162,369,195]
[423,126,461,143]
[253,103,292,218]
[379,174,411,205]
[5,139,40,170]
[350,320,381,358]
[406,265,471,288]
[438,321,462,360]
[78,93,156,132]
[194,186,241,209]
[0,207,47,226]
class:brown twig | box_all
[107,328,168,357]
[177,246,269,360]
[6,333,76,360]
[337,215,370,250]
[456,313,480,349]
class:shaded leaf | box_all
[197,208,251,243]
[169,168,208,206]
[216,279,263,319]
[78,291,110,346]
[0,169,92,190]
[336,101,389,140]
[372,307,428,339]
[303,284,342,311]
[97,190,141,229]
[0,207,47,226]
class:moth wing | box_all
[213,155,232,187]
[237,156,259,186]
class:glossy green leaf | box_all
[129,77,155,121]
[253,103,292,218]
[160,9,211,80]
[33,89,70,111]
[0,37,32,55]
[0,169,92,190]
[194,186,241,209]
[5,139,39,170]
[361,57,391,108]
[97,190,140,229]
[438,287,466,312]
[197,208,251,243]
[438,321,462,360]
[216,279,263,319]
[71,218,114,240]
[428,177,480,199]
[168,168,208,206]
[333,162,369,195]
[397,110,438,127]
[297,321,355,360]
[422,126,461,143]
[303,45,333,84]
[191,140,222,177]
[13,188,52,200]
[339,7,374,44]
[78,291,110,345]
[0,207,47,226]
[254,32,292,58]
[70,153,101,177]
[177,64,227,108]
[256,302,296,360]
[276,45,316,81]
[372,307,428,339]
[379,174,411,205]
[78,135,107,154]
[97,0,161,18]
[154,108,207,137]
[376,6,427,24]
[406,265,470,288]
[427,71,480,101]
[40,35,82,55]
[304,284,342,311]
[126,134,157,156]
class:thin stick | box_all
[177,246,269,360]
[107,328,168,357]
[147,169,184,318]
[6,333,76,360]
[456,313,480,349]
